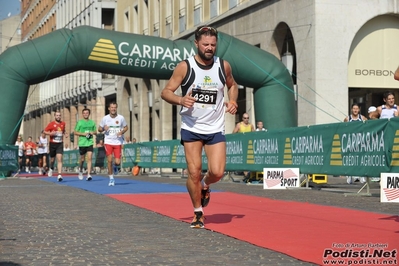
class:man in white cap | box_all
[368,106,378,120]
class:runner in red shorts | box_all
[98,102,128,186]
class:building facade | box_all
[0,15,21,53]
[0,14,22,131]
[20,0,399,147]
[21,0,116,147]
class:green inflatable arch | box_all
[0,26,296,145]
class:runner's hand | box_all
[225,100,238,114]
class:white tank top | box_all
[15,141,24,157]
[38,136,48,154]
[380,104,397,119]
[180,56,226,134]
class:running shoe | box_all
[346,176,352,184]
[48,169,53,177]
[190,211,204,229]
[78,172,84,180]
[57,175,63,182]
[201,188,211,207]
[86,175,92,181]
[108,178,115,186]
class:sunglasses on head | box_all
[197,26,218,35]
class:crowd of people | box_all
[343,90,398,184]
[14,103,131,186]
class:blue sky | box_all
[0,0,21,21]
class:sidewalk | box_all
[0,174,396,266]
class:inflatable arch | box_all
[0,26,296,145]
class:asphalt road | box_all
[0,173,396,266]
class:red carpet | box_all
[109,192,399,265]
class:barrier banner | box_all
[0,145,18,172]
[225,118,393,176]
[123,140,187,169]
[62,150,80,168]
[116,118,399,177]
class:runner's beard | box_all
[198,49,214,63]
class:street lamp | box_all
[281,42,296,100]
[128,96,133,139]
[281,42,293,75]
[148,90,153,141]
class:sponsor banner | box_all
[0,145,18,172]
[380,173,399,203]
[122,141,187,169]
[263,168,300,189]
[62,150,80,168]
[226,119,392,176]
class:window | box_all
[194,5,201,26]
[229,0,238,9]
[210,0,218,18]
[165,21,171,38]
[179,9,186,33]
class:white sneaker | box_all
[108,178,115,186]
[346,176,352,184]
[57,175,63,182]
[39,170,42,175]
[25,167,28,172]
[86,175,92,181]
[48,169,53,177]
[78,172,83,180]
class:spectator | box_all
[124,136,132,144]
[255,120,266,131]
[377,91,398,119]
[343,103,367,122]
[15,135,24,173]
[233,113,255,133]
[368,106,378,120]
[233,113,255,181]
[343,103,366,184]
